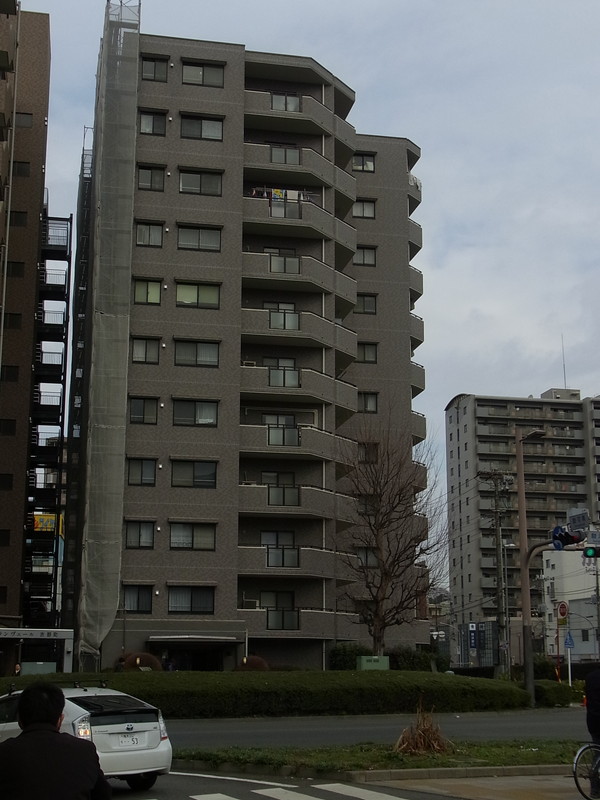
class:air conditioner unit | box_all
[242,360,256,367]
[243,599,259,609]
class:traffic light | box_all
[584,546,600,558]
[552,526,583,550]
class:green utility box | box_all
[356,655,390,670]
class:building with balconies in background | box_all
[446,388,600,667]
[0,2,72,674]
[65,1,427,671]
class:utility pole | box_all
[478,470,512,675]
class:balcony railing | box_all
[266,608,299,630]
[267,425,300,446]
[266,546,299,568]
[268,485,300,506]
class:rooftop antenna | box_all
[561,333,567,389]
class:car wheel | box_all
[125,773,157,791]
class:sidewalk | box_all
[361,765,581,800]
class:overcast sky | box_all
[23,0,600,456]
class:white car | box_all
[0,685,172,791]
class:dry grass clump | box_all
[393,700,452,754]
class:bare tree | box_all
[339,421,447,656]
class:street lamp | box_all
[516,427,545,707]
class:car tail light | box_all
[73,713,91,739]
[158,711,168,741]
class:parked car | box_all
[0,685,172,791]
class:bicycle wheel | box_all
[574,743,600,799]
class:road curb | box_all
[171,759,570,782]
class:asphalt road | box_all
[166,706,587,750]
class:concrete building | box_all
[0,2,71,673]
[65,2,428,671]
[445,388,599,666]
[541,549,599,663]
[63,3,429,669]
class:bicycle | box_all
[574,742,600,799]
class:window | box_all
[0,366,18,382]
[139,111,166,135]
[271,93,299,112]
[14,112,32,127]
[131,338,159,364]
[262,530,298,567]
[0,474,13,490]
[133,279,161,304]
[353,200,375,218]
[3,313,21,330]
[171,460,217,488]
[173,400,218,426]
[358,442,378,463]
[124,585,152,613]
[261,590,298,629]
[270,145,300,165]
[180,115,223,141]
[129,397,158,424]
[357,342,378,363]
[12,161,30,177]
[136,222,163,247]
[352,153,375,172]
[0,420,16,436]
[583,629,590,643]
[353,246,376,266]
[174,340,219,367]
[6,262,24,278]
[182,62,224,87]
[358,392,378,413]
[168,586,214,614]
[179,170,222,195]
[170,522,216,550]
[356,546,378,566]
[127,459,156,486]
[176,282,220,308]
[9,211,27,227]
[138,165,164,191]
[141,57,167,81]
[177,226,221,251]
[125,521,155,549]
[356,294,377,314]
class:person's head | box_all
[17,682,65,729]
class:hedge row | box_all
[0,670,530,717]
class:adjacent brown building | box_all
[0,3,71,673]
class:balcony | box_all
[409,313,424,348]
[409,266,423,305]
[241,308,357,360]
[240,364,356,415]
[411,411,427,445]
[410,361,426,398]
[41,216,71,261]
[244,143,355,200]
[38,266,68,301]
[244,90,334,136]
[242,252,356,308]
[35,307,67,342]
[238,482,356,523]
[239,424,358,465]
[31,387,62,422]
[243,196,355,253]
[408,218,423,252]
[238,606,359,639]
[34,347,64,380]
[238,545,339,578]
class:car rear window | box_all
[69,695,159,726]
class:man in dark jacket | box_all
[0,681,111,799]
[585,668,600,798]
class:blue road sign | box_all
[565,631,575,649]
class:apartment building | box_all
[445,387,600,665]
[0,3,71,673]
[66,2,427,671]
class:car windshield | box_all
[69,694,152,713]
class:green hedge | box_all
[0,670,530,717]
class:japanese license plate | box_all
[119,733,142,747]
